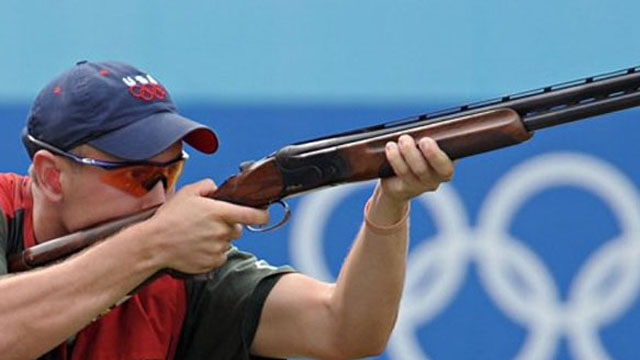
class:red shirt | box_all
[0,173,187,360]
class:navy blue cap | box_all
[23,60,218,160]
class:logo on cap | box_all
[122,74,166,102]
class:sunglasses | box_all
[25,134,188,197]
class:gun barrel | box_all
[524,88,640,131]
[280,66,640,156]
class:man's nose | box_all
[140,180,167,209]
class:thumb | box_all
[181,179,218,197]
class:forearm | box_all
[330,185,410,353]
[0,224,161,360]
[253,137,453,359]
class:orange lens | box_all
[99,160,185,197]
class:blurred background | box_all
[2,1,639,359]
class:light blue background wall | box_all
[1,2,639,359]
[2,1,639,102]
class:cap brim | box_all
[88,111,218,161]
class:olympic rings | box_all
[291,152,640,360]
[128,84,166,102]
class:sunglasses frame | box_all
[25,133,189,169]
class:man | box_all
[0,61,454,360]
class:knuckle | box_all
[425,137,438,149]
[215,253,228,267]
[399,137,414,150]
[231,227,243,240]
[414,166,429,178]
[211,226,230,240]
[442,167,454,181]
[217,241,229,252]
[386,150,399,165]
[385,145,397,160]
[395,166,410,177]
[240,212,256,225]
[185,178,216,195]
[419,137,434,151]
[260,210,270,224]
[200,178,216,188]
[174,185,191,196]
[203,252,224,269]
[190,265,205,274]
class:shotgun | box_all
[9,65,640,273]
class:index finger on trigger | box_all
[213,200,270,225]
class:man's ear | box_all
[32,150,64,201]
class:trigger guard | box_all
[247,200,291,232]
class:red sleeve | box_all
[0,173,33,248]
[0,173,20,219]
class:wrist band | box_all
[363,197,410,235]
